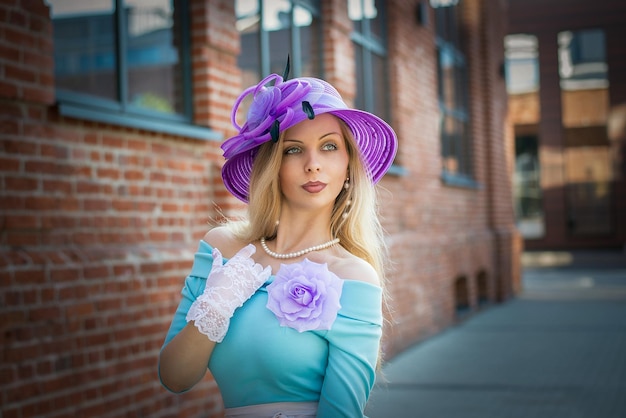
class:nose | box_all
[305,152,321,172]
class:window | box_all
[558,29,608,91]
[505,34,544,239]
[504,34,539,94]
[434,1,473,183]
[513,134,544,239]
[236,0,322,86]
[559,29,612,236]
[348,0,390,121]
[50,0,216,139]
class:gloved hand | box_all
[186,244,271,342]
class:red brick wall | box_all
[1,0,518,417]
[374,0,519,354]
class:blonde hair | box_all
[225,117,388,287]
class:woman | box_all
[159,73,398,418]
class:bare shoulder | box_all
[202,226,247,258]
[331,252,380,287]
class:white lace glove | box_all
[186,244,271,342]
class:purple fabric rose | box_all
[246,86,282,131]
[221,74,313,159]
[266,259,344,333]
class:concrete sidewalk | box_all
[365,250,626,418]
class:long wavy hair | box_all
[225,117,388,287]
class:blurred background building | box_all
[505,0,626,250]
[6,0,624,417]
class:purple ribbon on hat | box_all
[223,75,313,158]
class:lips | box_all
[302,181,327,193]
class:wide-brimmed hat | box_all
[221,73,398,202]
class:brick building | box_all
[1,0,518,417]
[506,0,626,249]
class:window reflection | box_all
[505,34,539,94]
[126,0,181,113]
[505,34,544,238]
[349,0,389,120]
[52,0,117,102]
[348,0,382,39]
[559,29,612,236]
[262,0,291,31]
[558,30,608,90]
[235,0,322,126]
[51,0,185,115]
[237,0,262,86]
[236,0,321,83]
[435,3,471,178]
[295,5,321,78]
[513,135,544,238]
[263,0,293,75]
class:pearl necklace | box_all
[260,236,340,259]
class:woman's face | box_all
[279,113,350,212]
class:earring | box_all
[341,177,351,219]
[342,197,352,220]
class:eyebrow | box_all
[283,132,342,144]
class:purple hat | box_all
[221,73,398,202]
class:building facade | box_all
[1,0,518,416]
[506,0,626,250]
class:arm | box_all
[159,323,217,393]
[316,282,383,418]
[159,241,270,393]
[158,243,217,393]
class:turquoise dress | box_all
[161,241,383,418]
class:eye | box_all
[284,146,302,155]
[322,142,338,151]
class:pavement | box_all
[365,250,626,418]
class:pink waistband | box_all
[224,401,318,418]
